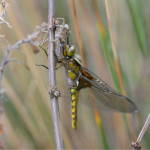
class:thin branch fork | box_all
[0,23,48,124]
[132,113,150,150]
[48,0,64,149]
[0,23,47,96]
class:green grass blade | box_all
[127,0,148,56]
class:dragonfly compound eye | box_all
[67,45,76,57]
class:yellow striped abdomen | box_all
[70,86,79,129]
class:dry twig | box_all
[0,23,48,118]
[47,0,64,149]
[0,0,12,28]
[132,113,150,150]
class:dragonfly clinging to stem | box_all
[37,18,137,130]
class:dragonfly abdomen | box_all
[70,86,79,129]
[67,58,81,129]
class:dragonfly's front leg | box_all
[55,64,63,70]
[39,45,48,58]
[36,64,48,69]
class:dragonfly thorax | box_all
[73,54,82,66]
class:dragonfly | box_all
[37,17,137,129]
[55,43,137,129]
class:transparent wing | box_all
[56,66,72,106]
[77,67,137,113]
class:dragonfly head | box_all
[63,44,76,57]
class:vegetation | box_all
[0,0,150,149]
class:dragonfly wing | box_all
[77,67,137,113]
[56,66,71,100]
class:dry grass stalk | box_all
[132,113,150,150]
[47,0,64,149]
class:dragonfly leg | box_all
[36,62,64,70]
[36,64,48,69]
[55,64,63,70]
[39,44,63,63]
[54,50,61,63]
[36,63,64,70]
[67,36,69,45]
[39,45,48,58]
[55,58,66,70]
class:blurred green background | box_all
[0,0,150,149]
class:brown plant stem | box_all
[104,0,125,95]
[71,0,86,67]
[104,0,135,143]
